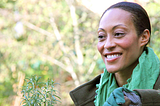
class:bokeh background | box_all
[0,0,160,105]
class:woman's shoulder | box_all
[154,73,160,89]
[69,74,101,106]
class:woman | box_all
[70,2,160,106]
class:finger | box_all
[122,96,131,106]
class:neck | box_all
[114,60,139,87]
[114,72,132,87]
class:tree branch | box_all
[22,21,54,38]
[37,52,80,86]
[87,55,98,75]
[65,0,84,65]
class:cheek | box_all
[120,40,133,49]
[97,42,104,53]
[116,38,137,49]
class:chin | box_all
[106,69,119,73]
[105,64,119,73]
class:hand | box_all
[122,96,131,106]
[103,87,140,106]
[103,87,126,106]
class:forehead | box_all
[99,8,134,29]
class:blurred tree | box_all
[145,0,160,58]
[0,0,100,105]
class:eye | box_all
[98,35,104,39]
[114,33,125,37]
[98,34,106,41]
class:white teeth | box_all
[107,54,120,59]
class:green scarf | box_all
[94,47,160,106]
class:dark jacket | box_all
[70,74,160,106]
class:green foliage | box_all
[145,0,160,59]
[21,75,60,106]
[0,0,16,9]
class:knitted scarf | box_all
[94,47,160,106]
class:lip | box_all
[103,52,122,62]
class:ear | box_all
[140,29,150,47]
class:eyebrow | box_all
[98,28,106,32]
[98,24,127,32]
[112,24,127,30]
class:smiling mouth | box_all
[105,53,122,59]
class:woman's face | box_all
[97,8,143,73]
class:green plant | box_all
[21,75,60,106]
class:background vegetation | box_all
[0,0,160,105]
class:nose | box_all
[104,37,116,50]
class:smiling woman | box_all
[70,2,160,106]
